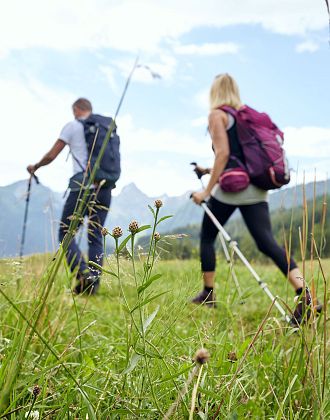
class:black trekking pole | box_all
[19,174,39,258]
[190,162,291,323]
[190,162,244,303]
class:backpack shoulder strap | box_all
[218,105,238,118]
[70,150,85,171]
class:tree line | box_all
[137,195,329,262]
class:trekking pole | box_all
[190,164,291,323]
[19,174,39,258]
[190,163,244,303]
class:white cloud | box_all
[289,165,329,188]
[0,72,212,196]
[296,40,320,53]
[191,116,207,127]
[194,88,209,111]
[99,65,119,93]
[1,74,329,197]
[0,1,326,55]
[117,114,209,155]
[284,126,330,158]
[0,77,76,191]
[174,42,240,56]
[112,113,213,195]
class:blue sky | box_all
[0,0,329,196]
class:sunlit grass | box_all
[0,248,329,418]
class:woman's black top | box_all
[212,117,245,169]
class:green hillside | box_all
[145,194,329,262]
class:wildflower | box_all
[240,396,249,405]
[154,232,161,242]
[227,351,238,362]
[32,384,41,397]
[128,220,139,234]
[194,348,210,365]
[112,226,123,238]
[101,227,109,237]
[25,411,39,419]
[154,199,163,209]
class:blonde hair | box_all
[209,73,242,110]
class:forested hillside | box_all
[143,194,329,262]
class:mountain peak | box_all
[120,182,145,194]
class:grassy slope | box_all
[0,254,329,419]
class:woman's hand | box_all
[192,190,209,205]
[193,165,210,178]
[27,164,37,174]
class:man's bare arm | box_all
[27,139,66,174]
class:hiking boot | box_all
[73,272,100,296]
[290,288,322,326]
[191,289,217,308]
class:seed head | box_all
[194,348,210,365]
[154,199,163,209]
[112,226,123,238]
[32,384,41,397]
[101,227,109,237]
[129,220,139,234]
[227,351,238,362]
[154,232,161,242]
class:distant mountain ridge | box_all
[0,179,329,257]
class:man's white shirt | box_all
[59,120,88,175]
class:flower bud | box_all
[194,348,210,365]
[128,220,139,234]
[33,385,41,397]
[154,199,163,209]
[112,226,123,238]
[227,351,237,362]
[101,227,109,237]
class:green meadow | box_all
[0,240,328,418]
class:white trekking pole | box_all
[190,163,291,324]
[191,163,244,304]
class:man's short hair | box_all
[72,98,93,111]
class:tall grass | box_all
[0,77,329,417]
[0,194,329,418]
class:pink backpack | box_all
[220,105,290,190]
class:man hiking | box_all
[27,98,120,295]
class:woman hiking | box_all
[191,73,321,326]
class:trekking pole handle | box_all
[189,193,206,204]
[190,162,205,180]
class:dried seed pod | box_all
[154,199,163,209]
[128,220,139,234]
[32,384,41,397]
[227,351,238,362]
[194,348,210,365]
[101,227,109,237]
[112,226,123,238]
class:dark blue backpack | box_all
[81,114,121,188]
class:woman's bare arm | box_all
[192,110,229,204]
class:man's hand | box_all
[26,139,66,175]
[192,190,209,205]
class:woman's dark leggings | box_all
[201,197,297,275]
